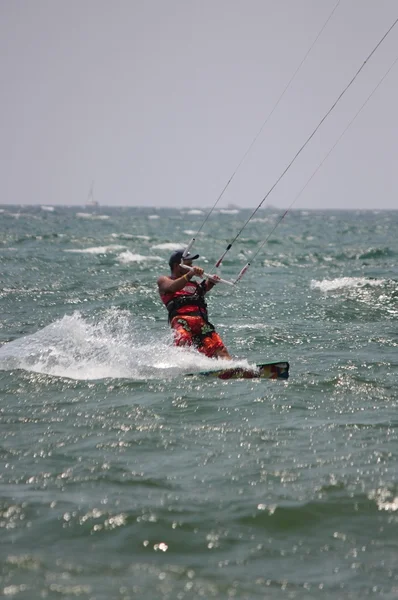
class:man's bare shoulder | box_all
[157,274,174,293]
[157,274,171,284]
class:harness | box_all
[163,280,217,345]
[165,280,209,323]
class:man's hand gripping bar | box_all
[180,263,235,286]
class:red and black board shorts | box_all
[170,315,227,358]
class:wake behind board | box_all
[186,361,289,380]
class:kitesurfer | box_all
[158,250,231,359]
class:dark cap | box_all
[168,249,199,268]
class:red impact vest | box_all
[160,279,208,320]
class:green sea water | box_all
[0,205,397,599]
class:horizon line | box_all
[0,203,397,212]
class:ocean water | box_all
[0,205,397,599]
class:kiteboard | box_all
[186,361,289,380]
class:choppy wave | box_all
[64,245,126,254]
[1,210,41,219]
[117,251,162,264]
[358,247,395,260]
[76,212,110,220]
[111,232,150,240]
[181,209,204,215]
[369,487,398,512]
[151,242,184,251]
[310,277,387,292]
[183,230,205,236]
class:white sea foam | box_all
[148,214,159,219]
[6,212,40,219]
[111,233,150,241]
[311,277,386,292]
[76,212,110,220]
[369,488,398,512]
[0,311,246,381]
[181,209,204,215]
[64,245,126,254]
[151,242,184,251]
[183,230,205,236]
[117,251,162,264]
[41,205,55,212]
[231,323,270,331]
[9,212,22,218]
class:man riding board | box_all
[157,250,231,359]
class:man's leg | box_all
[199,332,231,360]
[171,318,193,347]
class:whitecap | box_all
[231,323,270,331]
[151,243,184,251]
[183,230,205,236]
[64,245,126,254]
[117,251,162,264]
[111,232,134,240]
[310,277,386,292]
[76,212,110,220]
[369,488,398,512]
[111,233,150,241]
[181,209,204,215]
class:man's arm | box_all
[157,274,189,295]
[157,266,205,295]
[203,274,221,293]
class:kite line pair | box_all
[181,7,398,286]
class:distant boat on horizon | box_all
[86,182,99,208]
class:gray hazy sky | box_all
[1,0,397,210]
